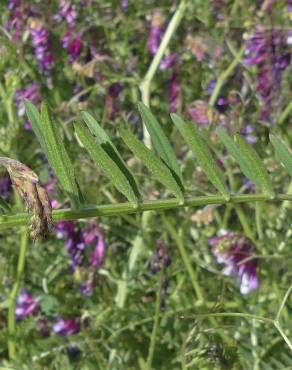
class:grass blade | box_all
[0,197,11,213]
[120,127,184,202]
[40,103,82,208]
[81,111,140,199]
[138,102,183,186]
[235,134,274,197]
[217,128,254,181]
[173,117,229,200]
[74,122,138,203]
[270,134,292,178]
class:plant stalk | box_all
[146,271,164,370]
[1,193,292,229]
[209,46,245,107]
[139,0,188,147]
[7,228,29,360]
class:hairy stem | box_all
[1,193,292,229]
[8,228,29,359]
[139,0,188,147]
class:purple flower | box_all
[148,11,165,55]
[288,0,292,12]
[55,221,85,268]
[15,289,39,320]
[241,124,258,144]
[209,230,259,295]
[207,79,229,110]
[53,317,81,336]
[91,233,106,268]
[106,83,124,119]
[149,239,171,275]
[54,0,77,27]
[169,70,181,113]
[244,29,291,121]
[56,221,106,295]
[0,175,12,199]
[160,53,178,70]
[29,20,55,71]
[15,83,41,129]
[121,0,129,11]
[6,0,25,41]
[15,83,41,117]
[62,31,83,62]
[188,100,210,126]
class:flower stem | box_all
[1,193,292,229]
[209,46,245,107]
[7,227,29,360]
[163,216,204,302]
[140,0,188,147]
[146,271,164,370]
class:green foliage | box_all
[235,134,274,198]
[74,121,139,203]
[171,114,230,200]
[138,102,183,186]
[120,127,184,202]
[25,100,82,208]
[270,135,292,179]
[81,111,140,200]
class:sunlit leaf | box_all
[120,127,184,202]
[74,122,138,203]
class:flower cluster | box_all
[53,317,81,336]
[15,83,41,129]
[7,0,25,41]
[56,220,106,296]
[15,289,39,320]
[244,28,290,121]
[29,19,55,71]
[209,230,259,295]
[160,53,181,112]
[148,10,165,55]
[55,1,83,63]
[15,290,81,336]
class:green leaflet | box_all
[74,122,138,203]
[170,113,186,137]
[40,103,82,208]
[24,99,47,156]
[81,111,140,199]
[138,102,183,187]
[120,127,184,202]
[235,134,274,198]
[25,100,81,207]
[270,134,292,178]
[174,118,229,200]
[217,128,254,181]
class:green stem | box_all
[140,0,188,146]
[255,202,263,240]
[163,216,204,301]
[1,193,292,229]
[146,271,164,369]
[209,46,245,107]
[234,204,256,243]
[8,228,29,360]
[278,100,292,125]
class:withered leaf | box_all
[0,157,52,239]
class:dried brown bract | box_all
[0,157,52,239]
